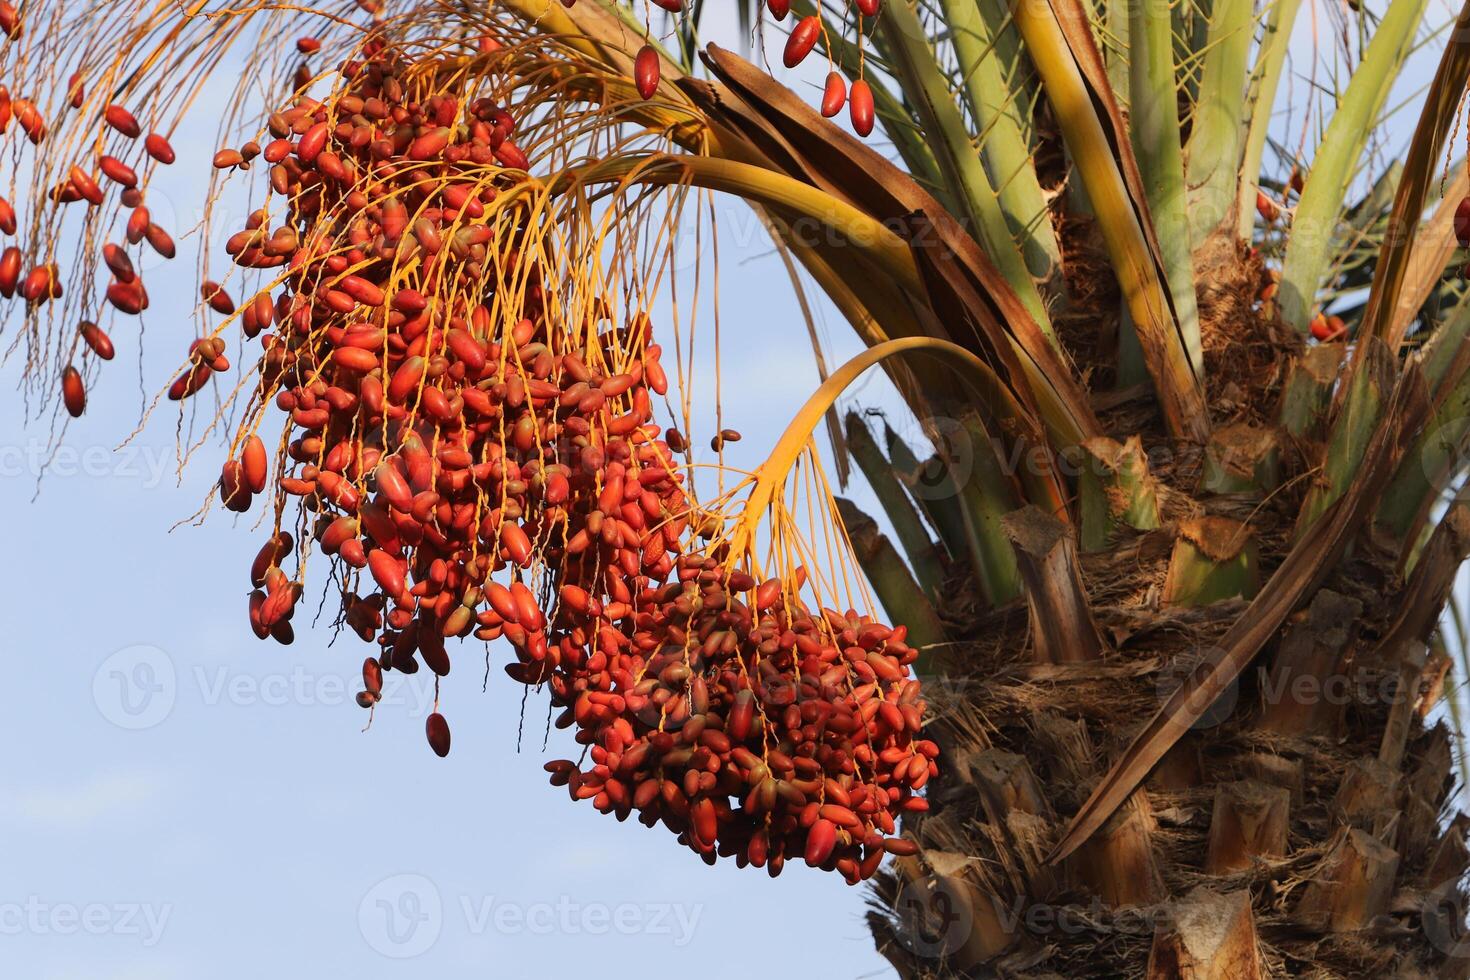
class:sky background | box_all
[2,2,1466,979]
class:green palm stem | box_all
[874,0,1053,335]
[937,0,1063,294]
[1129,0,1205,371]
[844,411,948,598]
[1235,0,1304,238]
[1184,0,1254,247]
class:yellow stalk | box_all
[725,337,1046,566]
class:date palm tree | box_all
[5,0,1470,974]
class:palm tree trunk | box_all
[865,418,1470,978]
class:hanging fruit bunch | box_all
[204,33,932,882]
[216,35,631,661]
[0,4,933,884]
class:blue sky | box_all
[3,3,1466,978]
